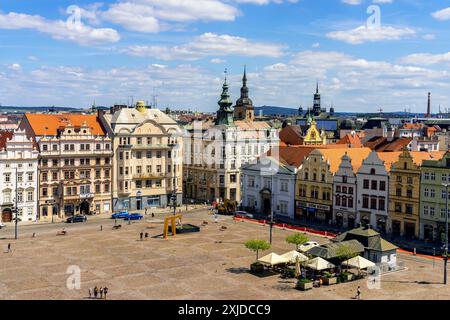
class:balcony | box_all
[132,172,167,179]
[80,193,94,199]
[132,144,171,150]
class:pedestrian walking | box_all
[103,286,108,300]
[100,287,104,299]
[355,286,361,300]
[94,286,98,299]
[140,232,144,240]
[145,208,148,215]
[151,212,155,218]
[7,243,11,253]
[145,232,149,239]
[100,225,103,231]
[88,288,92,299]
[32,232,36,238]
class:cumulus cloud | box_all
[126,32,286,60]
[0,11,120,45]
[399,52,450,66]
[101,0,239,33]
[432,7,450,21]
[326,25,415,44]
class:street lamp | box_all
[443,183,449,284]
[14,167,18,240]
[269,171,275,244]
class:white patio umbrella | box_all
[343,256,375,270]
[280,250,309,264]
[305,257,335,271]
[258,253,289,266]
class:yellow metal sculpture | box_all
[163,214,183,239]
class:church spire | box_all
[233,66,254,121]
[215,69,234,126]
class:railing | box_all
[132,173,167,179]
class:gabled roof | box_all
[376,137,412,152]
[364,136,387,150]
[315,147,372,174]
[24,113,106,136]
[378,151,445,171]
[279,125,303,146]
[337,133,363,147]
[307,240,365,259]
[332,227,398,252]
[267,146,316,168]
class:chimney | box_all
[426,92,431,118]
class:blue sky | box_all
[1,0,450,113]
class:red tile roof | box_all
[337,133,363,147]
[0,130,13,150]
[24,113,107,136]
[279,125,304,146]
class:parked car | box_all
[125,213,143,221]
[111,211,129,219]
[299,241,320,253]
[235,211,254,219]
[66,215,87,223]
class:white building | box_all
[0,129,39,223]
[332,153,358,229]
[241,156,296,219]
[183,73,278,203]
[356,151,389,233]
[100,102,184,211]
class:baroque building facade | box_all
[0,129,39,223]
[100,101,183,211]
[19,113,113,221]
[183,71,278,203]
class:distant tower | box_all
[426,92,432,118]
[234,66,254,121]
[215,69,234,126]
[312,81,321,116]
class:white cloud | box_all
[326,25,415,44]
[210,58,226,63]
[0,12,120,45]
[432,7,450,21]
[102,0,239,33]
[399,52,450,66]
[235,0,299,4]
[7,63,21,71]
[341,0,362,5]
[126,32,286,60]
[2,51,450,113]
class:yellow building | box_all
[296,147,371,223]
[303,119,326,146]
[386,150,445,239]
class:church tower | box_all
[215,70,234,126]
[312,81,321,116]
[234,66,255,122]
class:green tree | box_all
[245,240,271,261]
[285,233,308,251]
[335,245,359,269]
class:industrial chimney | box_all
[426,92,431,118]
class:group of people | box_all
[140,232,149,240]
[88,286,108,299]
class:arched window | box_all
[370,168,376,175]
[336,195,341,206]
